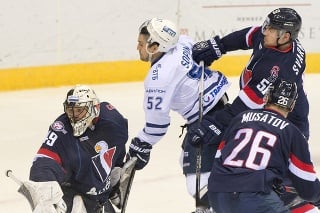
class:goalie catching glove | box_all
[128,137,152,170]
[192,35,226,67]
[22,180,67,213]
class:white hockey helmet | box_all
[63,85,100,136]
[139,18,179,52]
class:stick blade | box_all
[17,184,36,210]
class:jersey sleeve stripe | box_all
[215,141,225,158]
[143,128,166,136]
[146,122,170,128]
[36,148,62,165]
[289,155,316,181]
[239,87,264,109]
[246,26,260,47]
[290,203,317,213]
[290,153,316,173]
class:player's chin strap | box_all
[276,39,292,49]
[276,31,292,49]
[145,43,162,62]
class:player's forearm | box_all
[29,158,64,183]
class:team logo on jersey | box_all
[106,103,114,111]
[94,141,109,153]
[92,141,116,182]
[268,66,279,82]
[51,121,67,134]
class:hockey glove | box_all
[188,118,223,147]
[128,137,152,170]
[272,181,286,196]
[192,35,226,67]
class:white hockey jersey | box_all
[137,35,231,145]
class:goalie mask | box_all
[139,18,179,53]
[262,8,302,40]
[266,79,298,112]
[63,85,100,136]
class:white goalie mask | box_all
[139,18,179,53]
[63,85,100,136]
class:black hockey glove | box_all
[272,180,286,196]
[192,35,226,67]
[128,137,152,170]
[188,118,223,147]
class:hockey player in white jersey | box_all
[127,18,230,212]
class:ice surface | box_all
[0,75,319,212]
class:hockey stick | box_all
[195,61,205,208]
[5,169,36,210]
[121,168,136,213]
[120,156,137,213]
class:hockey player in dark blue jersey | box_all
[207,79,320,213]
[191,8,309,140]
[27,85,129,213]
[190,8,314,212]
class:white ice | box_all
[0,74,319,212]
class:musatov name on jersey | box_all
[241,111,289,130]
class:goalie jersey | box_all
[29,102,128,203]
[208,108,320,203]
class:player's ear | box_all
[283,31,291,42]
[148,42,159,53]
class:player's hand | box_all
[192,35,226,67]
[188,118,223,146]
[272,181,286,195]
[128,137,152,170]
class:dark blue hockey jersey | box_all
[214,26,309,139]
[29,102,128,203]
[208,109,320,203]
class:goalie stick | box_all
[120,156,137,213]
[195,61,205,208]
[5,169,36,210]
